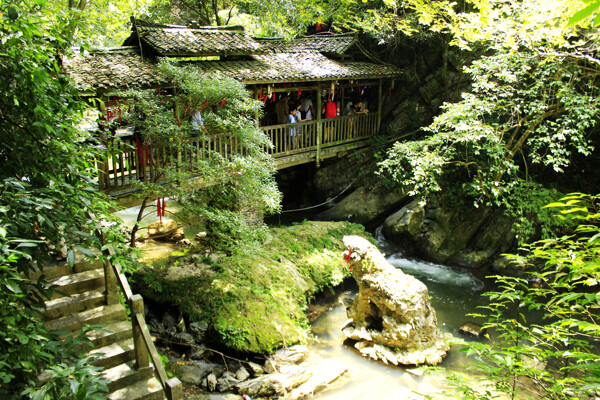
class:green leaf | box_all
[75,246,96,258]
[568,2,600,26]
[67,248,75,267]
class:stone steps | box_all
[46,268,105,299]
[44,289,106,320]
[108,376,165,400]
[46,303,126,333]
[102,361,155,393]
[41,260,169,399]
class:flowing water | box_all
[304,230,491,399]
[116,205,491,397]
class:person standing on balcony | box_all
[323,97,337,142]
[191,110,208,135]
[276,94,289,124]
[288,106,298,150]
[299,94,314,121]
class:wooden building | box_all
[64,18,402,190]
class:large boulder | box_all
[317,184,409,226]
[341,236,450,365]
[382,195,515,268]
[147,219,185,242]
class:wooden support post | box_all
[165,378,183,400]
[131,294,150,369]
[253,86,260,123]
[316,83,322,167]
[377,78,383,134]
[103,258,119,305]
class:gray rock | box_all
[459,322,487,339]
[317,184,409,226]
[235,366,250,382]
[178,238,192,247]
[383,195,515,268]
[341,235,450,366]
[173,332,195,346]
[246,362,264,376]
[217,371,239,392]
[188,395,243,400]
[162,312,177,329]
[236,374,285,398]
[190,321,209,342]
[175,363,225,385]
[207,373,218,392]
[189,344,207,360]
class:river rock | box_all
[459,322,486,339]
[382,195,515,268]
[246,361,264,376]
[189,395,243,400]
[176,363,225,385]
[235,366,250,382]
[341,235,450,366]
[317,184,409,226]
[173,332,195,346]
[190,320,209,342]
[288,360,347,399]
[217,371,240,392]
[236,363,311,398]
[148,220,185,242]
[206,373,218,391]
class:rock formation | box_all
[341,235,450,365]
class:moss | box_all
[132,221,372,354]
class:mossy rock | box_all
[132,221,373,354]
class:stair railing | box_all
[103,243,183,400]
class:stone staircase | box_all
[32,259,179,400]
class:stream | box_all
[303,229,491,399]
[115,205,492,398]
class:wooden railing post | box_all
[131,294,150,368]
[104,258,119,305]
[377,78,383,134]
[165,378,183,400]
[316,83,322,166]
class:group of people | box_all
[274,92,369,149]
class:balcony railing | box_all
[95,113,378,192]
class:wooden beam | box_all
[377,78,383,133]
[316,82,322,167]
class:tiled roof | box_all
[190,51,401,83]
[126,18,264,56]
[255,33,356,55]
[62,47,167,92]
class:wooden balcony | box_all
[95,113,378,194]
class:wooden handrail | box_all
[105,244,183,400]
[96,113,380,191]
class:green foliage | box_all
[127,60,281,252]
[132,221,367,353]
[379,38,600,242]
[22,356,109,400]
[433,194,600,399]
[0,1,130,397]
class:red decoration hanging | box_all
[343,246,352,263]
[220,98,227,109]
[136,136,144,165]
[202,100,208,110]
[298,86,302,97]
[118,108,122,124]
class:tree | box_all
[378,0,600,243]
[432,194,600,399]
[126,60,281,252]
[0,0,128,396]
